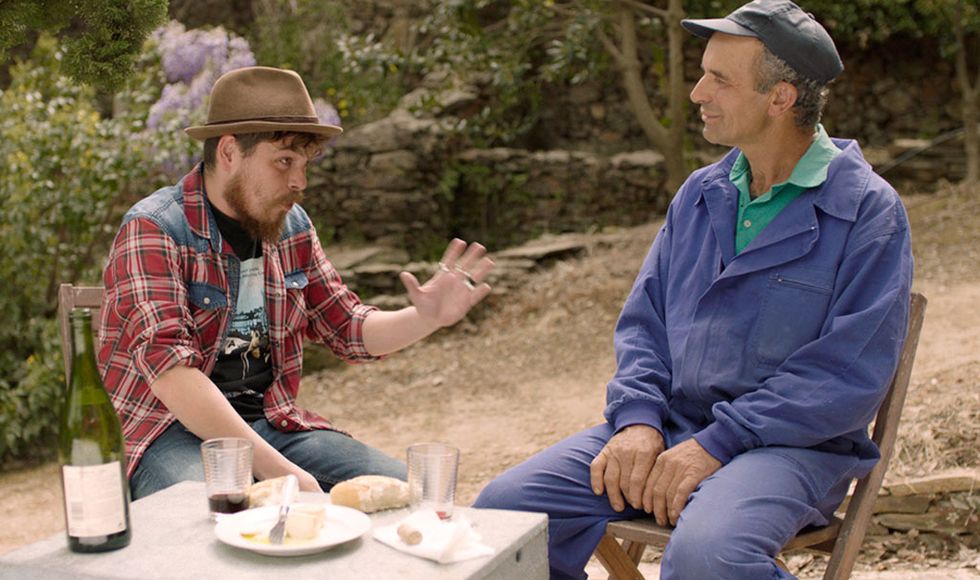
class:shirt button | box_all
[280,419,288,427]
[292,281,299,287]
[203,297,211,305]
[743,220,752,228]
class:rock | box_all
[327,246,411,270]
[369,150,419,171]
[457,148,524,163]
[369,294,410,310]
[495,238,589,262]
[885,468,980,497]
[610,150,665,169]
[437,88,479,116]
[876,502,979,534]
[872,494,934,515]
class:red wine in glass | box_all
[208,492,249,515]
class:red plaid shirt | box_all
[98,166,378,478]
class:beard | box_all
[223,170,302,244]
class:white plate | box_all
[214,504,371,557]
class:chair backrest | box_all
[823,291,927,578]
[57,284,106,382]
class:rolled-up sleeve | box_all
[101,217,204,388]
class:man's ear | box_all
[216,135,240,172]
[768,81,798,120]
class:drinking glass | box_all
[407,442,459,520]
[201,438,253,520]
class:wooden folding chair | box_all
[595,292,928,580]
[57,284,106,382]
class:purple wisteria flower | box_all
[146,22,256,131]
[144,22,256,179]
[313,98,342,146]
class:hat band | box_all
[205,115,320,126]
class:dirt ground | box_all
[1,183,977,578]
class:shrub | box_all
[0,36,153,461]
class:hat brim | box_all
[681,18,757,40]
[185,121,343,141]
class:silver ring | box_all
[464,279,475,290]
[438,262,452,273]
[454,265,472,278]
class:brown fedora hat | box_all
[185,66,343,141]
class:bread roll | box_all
[330,475,409,513]
[248,475,288,508]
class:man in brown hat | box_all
[98,66,494,499]
[474,1,913,578]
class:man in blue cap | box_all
[474,1,913,578]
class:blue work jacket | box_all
[605,139,913,474]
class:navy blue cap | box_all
[681,0,843,83]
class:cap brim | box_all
[185,121,343,141]
[681,17,757,39]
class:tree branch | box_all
[596,27,625,68]
[617,0,669,20]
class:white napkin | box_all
[374,509,495,564]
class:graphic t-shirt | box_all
[209,206,274,421]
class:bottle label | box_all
[62,462,127,537]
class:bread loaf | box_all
[330,475,409,513]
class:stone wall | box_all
[305,106,669,255]
[306,110,456,254]
[449,148,666,250]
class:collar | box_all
[728,124,840,198]
[181,163,223,253]
[700,132,870,223]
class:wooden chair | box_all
[595,292,928,580]
[57,284,105,382]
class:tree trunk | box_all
[952,4,979,183]
[613,2,688,194]
[665,0,688,194]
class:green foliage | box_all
[447,161,534,249]
[0,36,158,461]
[251,0,407,125]
[913,0,980,58]
[0,0,167,90]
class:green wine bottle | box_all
[58,308,132,552]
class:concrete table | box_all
[0,481,548,579]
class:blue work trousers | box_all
[130,420,406,499]
[474,423,860,580]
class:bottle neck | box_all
[69,311,98,386]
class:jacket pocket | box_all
[282,270,309,335]
[750,269,833,367]
[187,282,227,310]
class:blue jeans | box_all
[473,423,861,580]
[130,420,406,500]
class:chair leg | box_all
[622,539,647,564]
[595,533,646,580]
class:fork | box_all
[268,474,298,544]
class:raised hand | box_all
[399,238,495,329]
